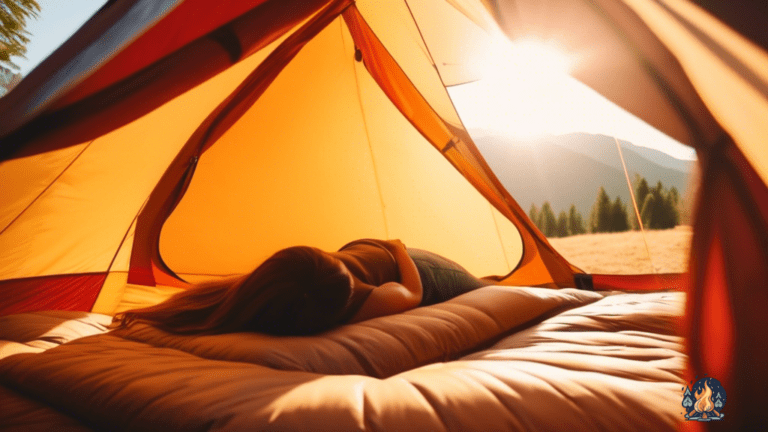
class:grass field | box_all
[547,226,693,274]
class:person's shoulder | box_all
[338,238,387,251]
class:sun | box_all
[481,37,576,83]
[450,36,578,139]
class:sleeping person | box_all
[112,239,492,335]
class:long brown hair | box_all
[112,247,354,335]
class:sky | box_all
[14,1,696,161]
[15,0,109,75]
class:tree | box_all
[635,180,680,230]
[568,204,585,235]
[528,203,539,228]
[610,196,629,232]
[555,210,569,237]
[1,0,41,70]
[640,193,656,229]
[634,175,650,205]
[661,188,680,229]
[589,187,612,233]
[668,186,679,205]
[633,175,650,229]
[654,182,678,229]
[538,202,557,237]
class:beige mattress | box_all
[0,286,686,431]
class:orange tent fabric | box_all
[0,0,564,316]
[486,0,768,429]
[1,0,767,429]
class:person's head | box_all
[112,246,355,336]
[224,246,355,335]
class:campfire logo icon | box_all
[682,377,726,421]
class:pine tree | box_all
[529,204,539,229]
[610,196,629,232]
[636,181,680,230]
[640,193,656,229]
[650,181,664,229]
[661,188,680,228]
[568,204,585,235]
[668,186,679,205]
[538,202,557,237]
[642,181,679,229]
[589,187,612,233]
[555,211,569,237]
[1,0,41,70]
[633,175,650,229]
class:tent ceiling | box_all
[159,14,522,280]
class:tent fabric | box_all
[687,140,768,428]
[0,0,583,314]
[486,1,768,429]
[142,4,528,284]
[0,0,330,146]
[0,275,106,317]
[0,0,331,160]
[129,0,357,286]
[0,0,767,429]
[591,273,689,292]
[0,0,580,309]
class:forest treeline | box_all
[529,175,683,237]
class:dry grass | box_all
[548,226,692,274]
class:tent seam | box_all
[94,200,147,308]
[346,18,390,239]
[399,1,531,276]
[0,139,96,236]
[489,202,512,273]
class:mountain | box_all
[473,132,695,218]
[554,133,695,173]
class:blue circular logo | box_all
[682,377,726,421]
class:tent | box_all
[488,1,768,427]
[0,0,766,429]
[0,0,580,312]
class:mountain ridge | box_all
[473,132,695,218]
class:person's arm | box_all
[380,239,422,299]
[348,281,420,323]
[348,239,422,323]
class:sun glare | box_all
[449,36,697,160]
[455,37,578,139]
[482,37,576,83]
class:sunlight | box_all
[449,36,698,160]
[482,37,576,83]
[454,36,579,139]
